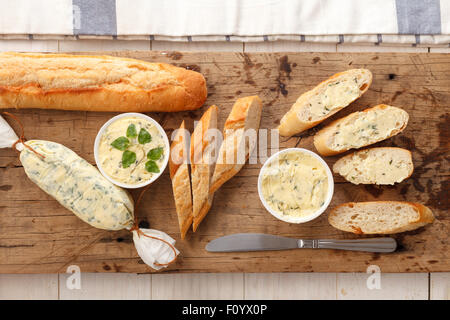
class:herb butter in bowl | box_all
[94,113,169,189]
[258,148,334,223]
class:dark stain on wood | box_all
[241,53,257,87]
[388,73,396,80]
[177,63,201,73]
[0,185,12,191]
[312,57,321,64]
[279,56,292,78]
[138,220,150,229]
[371,253,381,261]
[166,51,183,60]
[399,183,410,198]
[278,82,288,97]
[390,90,406,103]
[364,185,384,198]
[102,264,111,271]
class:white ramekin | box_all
[94,113,170,189]
[257,148,334,224]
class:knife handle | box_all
[299,238,397,253]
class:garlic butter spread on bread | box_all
[278,69,372,136]
[260,150,329,217]
[329,202,434,234]
[314,104,409,156]
[333,147,413,185]
[20,140,134,231]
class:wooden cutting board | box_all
[0,51,448,273]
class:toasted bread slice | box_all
[329,201,434,234]
[278,69,372,136]
[333,147,413,185]
[169,120,193,239]
[190,105,219,231]
[314,104,409,156]
[210,96,263,194]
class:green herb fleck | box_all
[145,160,160,173]
[122,150,136,168]
[111,136,130,151]
[147,147,164,160]
[126,124,137,138]
[138,128,152,144]
[389,159,393,165]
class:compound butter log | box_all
[0,52,207,112]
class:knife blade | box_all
[206,233,397,253]
[206,233,299,252]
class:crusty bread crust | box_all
[333,147,414,184]
[192,195,213,232]
[314,104,409,156]
[278,69,372,137]
[210,96,262,194]
[328,201,434,234]
[0,52,207,112]
[169,121,193,239]
[190,105,218,231]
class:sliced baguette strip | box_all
[0,52,207,112]
[314,104,409,156]
[278,69,372,136]
[210,96,263,194]
[190,105,219,232]
[329,201,434,234]
[333,147,413,185]
[169,120,193,239]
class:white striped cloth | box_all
[0,0,449,46]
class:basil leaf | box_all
[138,128,151,144]
[111,136,129,151]
[145,160,160,173]
[122,150,136,168]
[147,147,164,160]
[126,124,137,138]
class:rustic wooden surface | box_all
[0,50,448,274]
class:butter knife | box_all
[206,233,397,253]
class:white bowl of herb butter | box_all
[94,113,170,189]
[257,148,334,224]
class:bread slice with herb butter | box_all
[314,104,409,156]
[333,147,413,185]
[278,69,372,136]
[329,201,434,234]
[210,96,263,194]
[169,120,193,239]
[190,105,219,232]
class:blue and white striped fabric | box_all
[0,0,448,46]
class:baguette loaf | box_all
[210,96,263,194]
[314,104,409,156]
[333,147,413,185]
[329,201,434,234]
[0,52,207,112]
[278,69,372,136]
[169,120,193,239]
[190,105,219,232]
